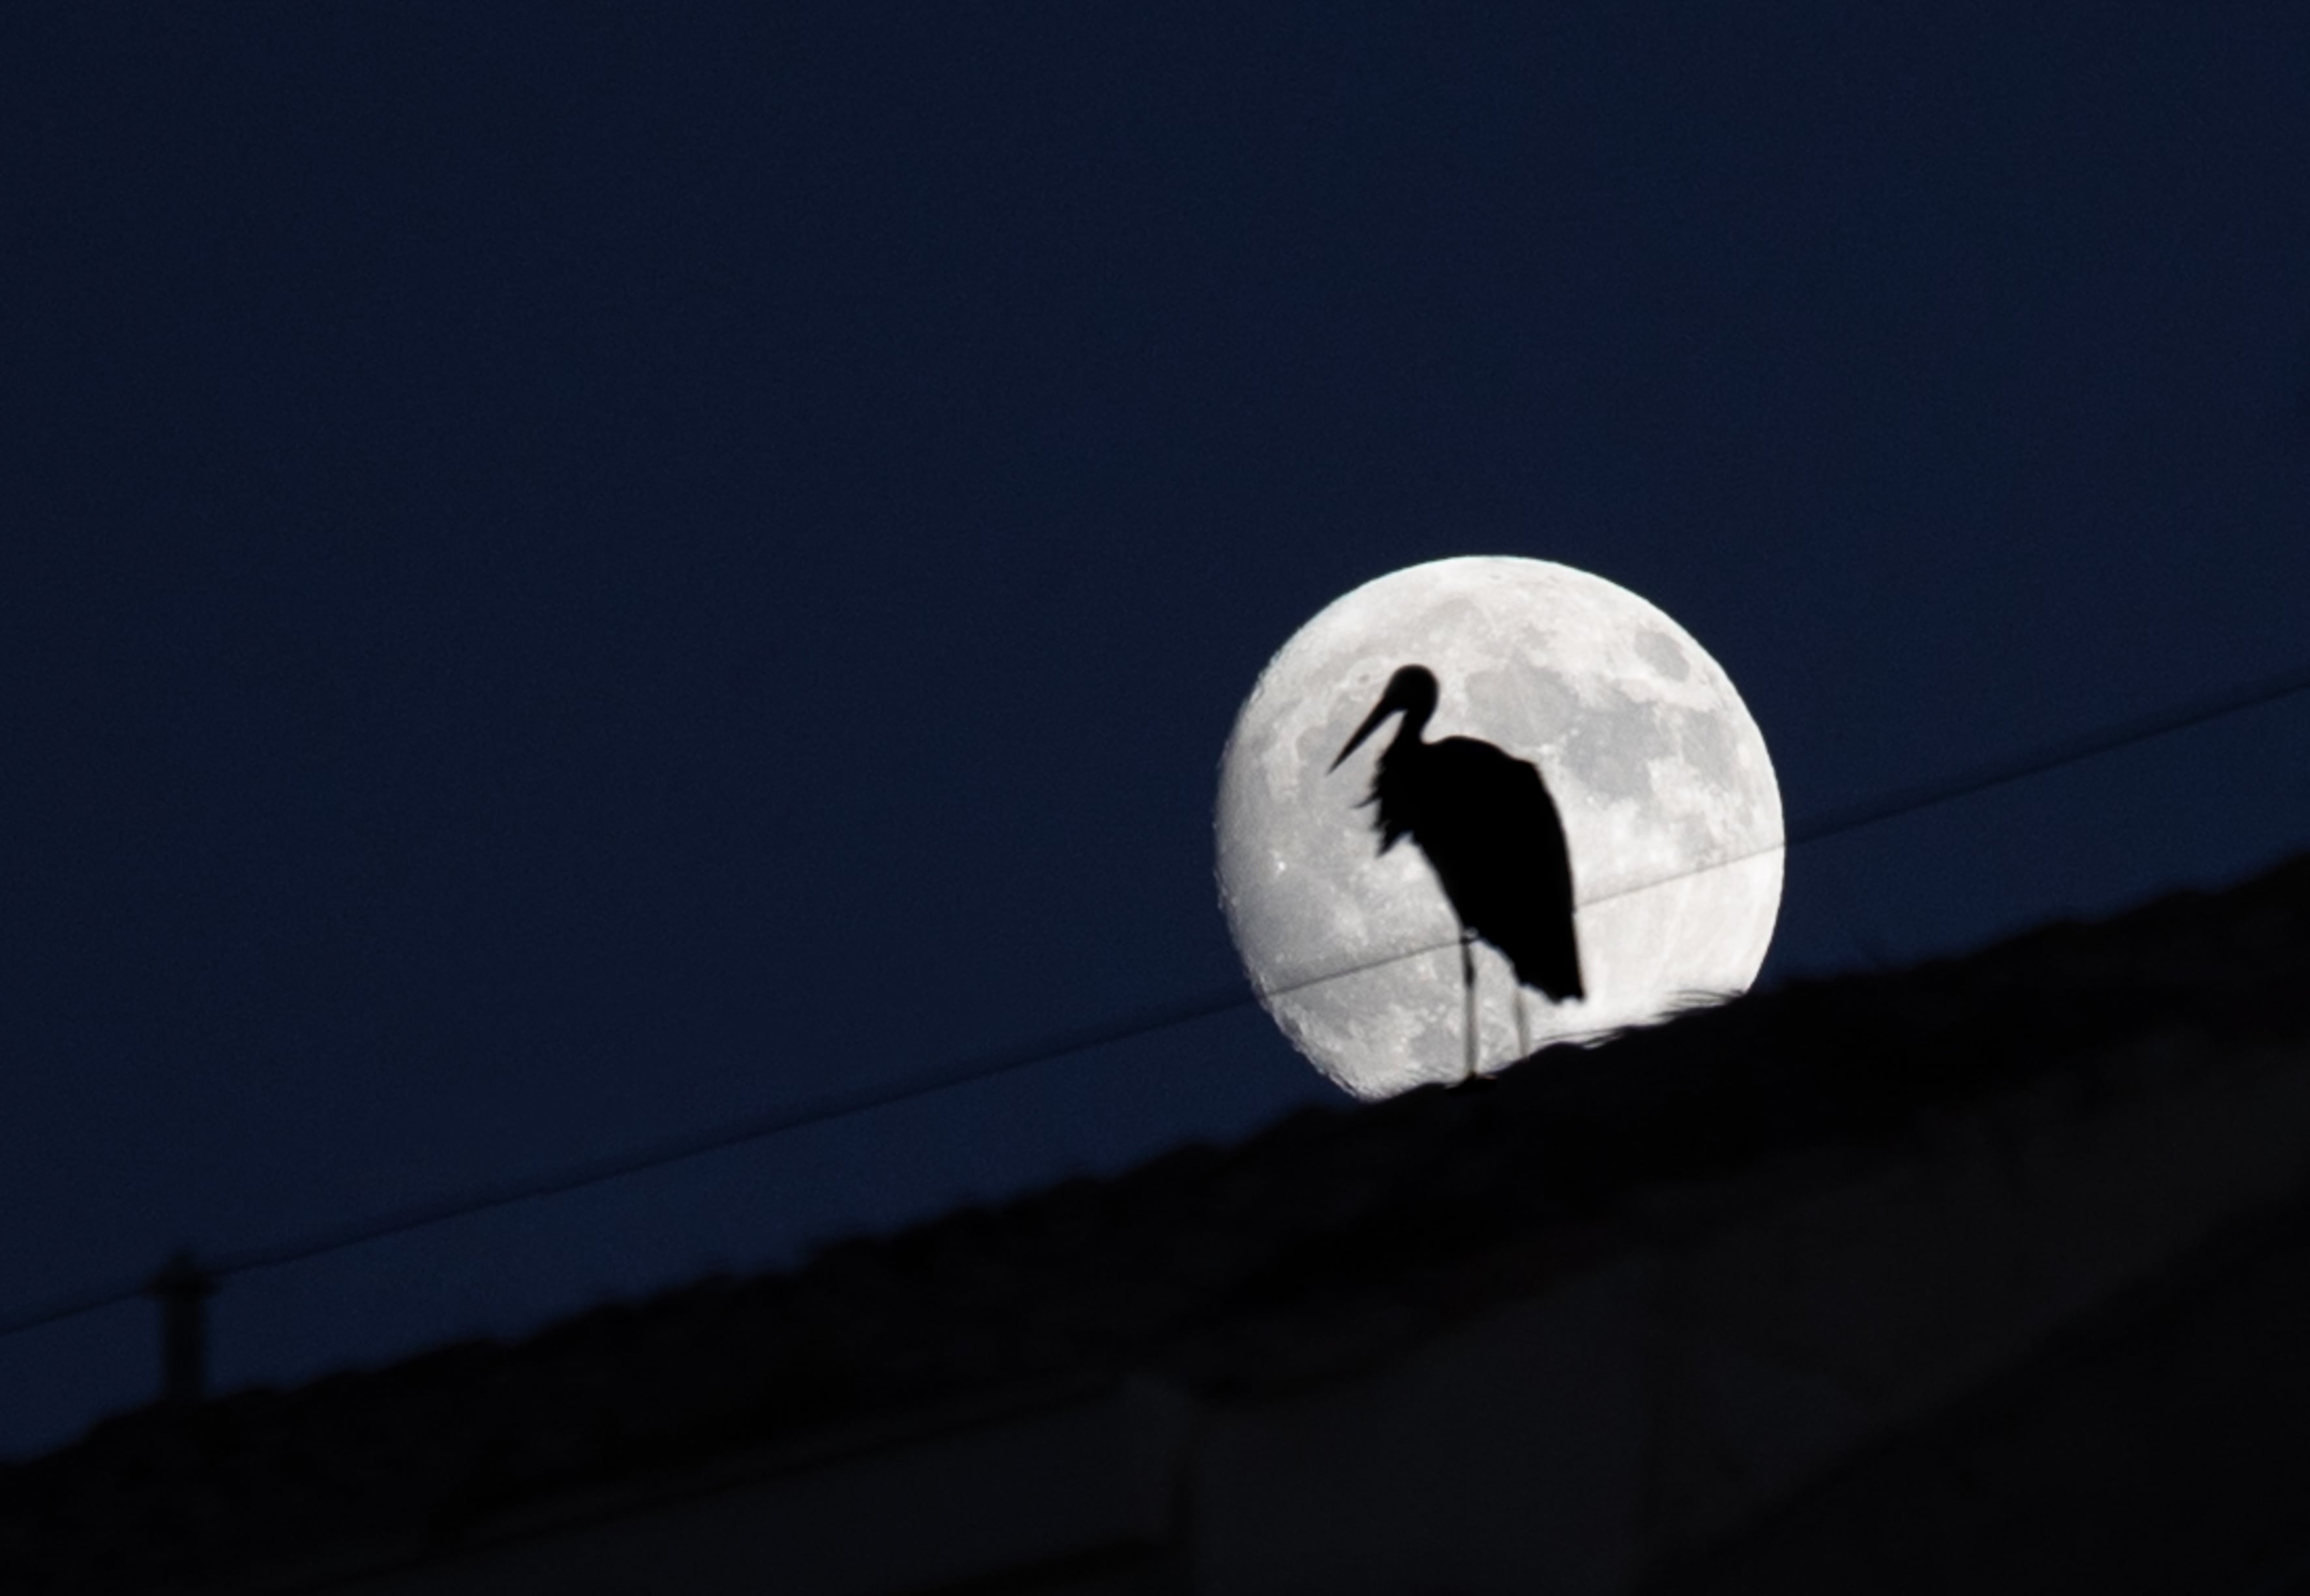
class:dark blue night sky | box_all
[3,3,2307,1457]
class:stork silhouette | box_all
[1331,664,1582,1080]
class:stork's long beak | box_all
[1329,698,1398,773]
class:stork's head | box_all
[1330,664,1440,771]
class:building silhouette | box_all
[5,853,2309,1593]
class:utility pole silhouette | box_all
[146,1252,216,1406]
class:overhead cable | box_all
[3,655,2306,1343]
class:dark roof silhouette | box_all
[4,852,2307,1592]
[1645,1158,2310,1596]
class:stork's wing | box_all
[1418,742,1584,1001]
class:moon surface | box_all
[1215,557,1783,1098]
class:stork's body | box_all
[1333,665,1582,1076]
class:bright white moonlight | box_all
[1215,556,1783,1099]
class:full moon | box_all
[1215,557,1783,1098]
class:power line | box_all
[0,926,1446,1340]
[1570,655,2310,911]
[3,656,2307,1344]
[219,931,1455,1277]
[1786,658,2310,850]
[216,986,1258,1277]
[0,1280,151,1344]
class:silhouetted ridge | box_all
[3,852,2307,1592]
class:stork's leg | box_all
[1514,986,1529,1063]
[1460,930,1479,1082]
